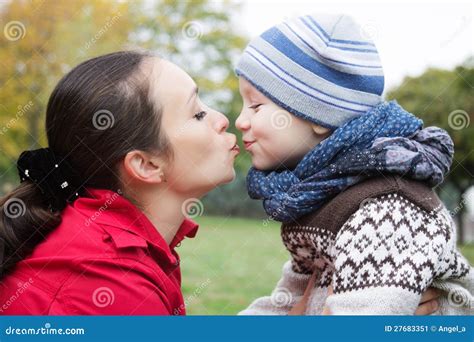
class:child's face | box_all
[236,77,329,171]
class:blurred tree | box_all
[387,57,474,244]
[0,0,131,183]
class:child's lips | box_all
[244,141,255,150]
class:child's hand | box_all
[290,271,442,315]
[321,286,333,315]
[288,271,318,315]
[414,288,441,315]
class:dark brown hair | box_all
[0,50,170,278]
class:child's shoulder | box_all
[283,175,443,236]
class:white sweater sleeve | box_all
[238,260,311,315]
[325,194,445,315]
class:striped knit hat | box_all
[235,14,385,129]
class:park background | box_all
[0,0,472,314]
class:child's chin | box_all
[252,159,277,171]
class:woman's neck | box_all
[136,187,190,246]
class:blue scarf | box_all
[247,101,454,223]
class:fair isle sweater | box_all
[240,176,473,315]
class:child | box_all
[234,13,473,315]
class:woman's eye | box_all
[249,104,262,111]
[193,110,207,121]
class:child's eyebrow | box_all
[248,88,265,102]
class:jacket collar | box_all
[73,187,199,254]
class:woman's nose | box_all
[214,112,229,133]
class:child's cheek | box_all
[252,111,276,142]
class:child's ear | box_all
[310,123,331,136]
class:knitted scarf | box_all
[246,101,454,223]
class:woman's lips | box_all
[230,143,240,154]
[244,141,255,150]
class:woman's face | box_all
[235,77,323,171]
[150,59,239,195]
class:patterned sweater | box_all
[240,176,473,315]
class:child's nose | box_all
[235,113,250,131]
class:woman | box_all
[0,50,239,315]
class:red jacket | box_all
[0,188,198,315]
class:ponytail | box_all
[0,182,61,278]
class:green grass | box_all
[459,244,474,265]
[179,215,474,315]
[178,215,288,315]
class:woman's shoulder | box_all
[28,204,121,259]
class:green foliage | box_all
[0,0,252,189]
[0,0,132,183]
[386,58,474,195]
[386,58,473,243]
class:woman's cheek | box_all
[168,125,204,167]
[189,125,221,174]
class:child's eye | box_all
[249,104,262,111]
[193,110,207,121]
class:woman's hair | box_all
[0,50,170,278]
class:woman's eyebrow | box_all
[187,86,198,104]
